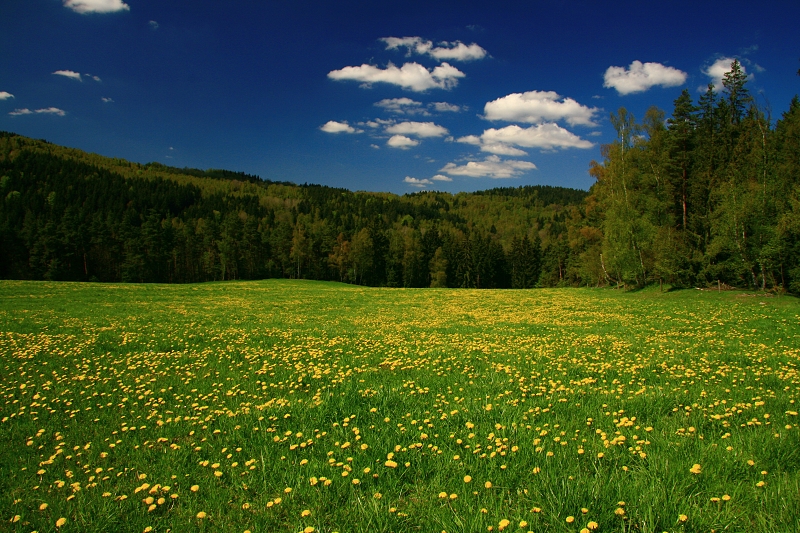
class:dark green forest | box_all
[2,60,799,291]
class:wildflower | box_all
[722,494,731,501]
[497,518,510,531]
[566,516,575,523]
[678,514,688,522]
[301,509,311,517]
[587,521,599,530]
[39,503,48,511]
[615,507,625,516]
[196,511,207,519]
[385,460,398,468]
[190,485,199,492]
[373,492,382,499]
[438,492,448,499]
[463,475,472,483]
[56,518,67,528]
[519,521,528,528]
[484,481,492,489]
[689,463,701,474]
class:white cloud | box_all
[89,74,101,82]
[10,107,66,117]
[0,91,13,100]
[53,70,82,81]
[36,107,67,116]
[387,135,419,149]
[431,102,461,113]
[431,174,452,182]
[320,120,360,134]
[328,62,465,92]
[381,37,487,62]
[458,123,594,155]
[603,60,687,95]
[149,20,159,30]
[102,97,114,103]
[370,144,380,149]
[385,121,448,138]
[63,0,130,14]
[483,91,599,127]
[704,57,747,88]
[439,155,536,179]
[404,176,433,187]
[375,97,427,114]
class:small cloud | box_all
[381,37,488,62]
[385,121,448,138]
[36,107,67,116]
[404,176,433,187]
[328,62,465,92]
[431,174,452,182]
[63,0,130,14]
[603,61,687,95]
[431,102,461,113]
[703,57,751,87]
[320,120,361,134]
[0,91,14,100]
[439,155,536,179]
[374,97,427,115]
[466,24,484,33]
[588,131,602,137]
[101,97,113,103]
[53,70,82,81]
[484,91,599,126]
[89,74,102,82]
[458,123,594,155]
[387,135,419,149]
[149,20,159,30]
[370,144,380,149]
[10,107,66,117]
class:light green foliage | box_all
[1,280,799,532]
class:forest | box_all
[1,60,799,291]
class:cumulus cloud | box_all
[375,97,427,114]
[458,123,594,155]
[320,120,360,134]
[10,107,66,117]
[0,91,13,100]
[102,97,114,103]
[704,57,747,88]
[431,102,461,113]
[483,91,599,127]
[440,155,536,179]
[328,62,465,92]
[603,60,687,95]
[53,70,82,81]
[404,176,433,187]
[387,135,419,149]
[381,36,487,62]
[63,0,130,14]
[385,121,448,138]
[431,174,452,182]
[149,20,159,30]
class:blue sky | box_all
[2,0,799,194]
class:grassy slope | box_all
[1,281,798,532]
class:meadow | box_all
[1,280,798,533]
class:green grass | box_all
[1,280,798,533]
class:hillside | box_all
[0,132,586,286]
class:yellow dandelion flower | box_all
[438,492,448,499]
[303,528,314,533]
[190,485,199,492]
[449,493,457,500]
[39,503,48,511]
[284,487,292,493]
[587,521,599,530]
[56,517,67,528]
[689,463,701,474]
[196,511,207,519]
[497,518,510,531]
[385,460,398,468]
[373,492,382,499]
[756,481,766,487]
[301,509,311,517]
[566,516,575,523]
[484,481,492,489]
[519,520,529,528]
[463,475,472,483]
[615,507,625,516]
[580,529,590,533]
[722,494,731,501]
[678,514,688,522]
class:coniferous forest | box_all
[2,60,799,291]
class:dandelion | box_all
[385,460,398,468]
[587,521,599,530]
[519,520,528,528]
[284,487,292,493]
[190,484,199,492]
[463,475,472,483]
[438,492,448,499]
[689,463,701,474]
[566,516,575,523]
[301,509,311,517]
[56,517,67,527]
[497,518,510,531]
[678,514,688,523]
[373,492,382,499]
[722,494,731,501]
[484,481,492,489]
[615,507,625,517]
[303,528,315,533]
[39,503,48,511]
[196,511,207,519]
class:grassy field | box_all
[1,280,798,533]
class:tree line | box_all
[1,60,798,291]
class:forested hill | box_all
[0,131,585,287]
[2,61,799,291]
